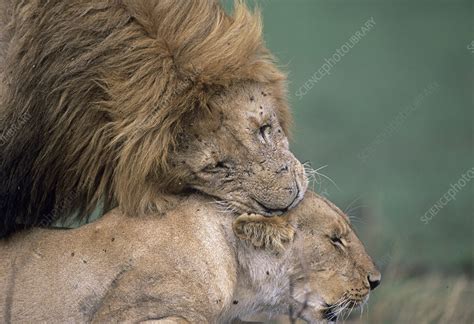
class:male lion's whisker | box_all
[302,163,341,195]
[303,165,323,193]
[347,215,366,225]
[313,165,341,192]
[303,165,319,192]
[344,195,363,214]
[345,204,367,216]
[210,200,235,214]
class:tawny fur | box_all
[0,192,381,323]
[0,0,297,235]
[233,213,295,252]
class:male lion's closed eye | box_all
[259,124,272,141]
[233,213,295,252]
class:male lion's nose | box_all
[367,272,381,290]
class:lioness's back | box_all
[0,197,236,322]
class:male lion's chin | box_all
[216,197,291,217]
[250,183,306,216]
[230,200,279,217]
[289,186,305,210]
[210,198,255,216]
[203,191,304,217]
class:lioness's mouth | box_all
[321,300,362,322]
[321,306,338,321]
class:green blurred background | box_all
[224,0,473,323]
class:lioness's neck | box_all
[219,239,293,321]
[176,194,293,321]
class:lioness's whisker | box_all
[325,296,348,323]
[345,300,357,321]
[360,299,366,318]
[335,300,349,322]
[332,298,345,308]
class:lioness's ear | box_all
[233,213,295,252]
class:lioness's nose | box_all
[367,272,381,290]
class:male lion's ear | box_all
[233,213,295,252]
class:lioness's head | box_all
[170,81,307,216]
[234,191,381,322]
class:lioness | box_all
[0,192,380,323]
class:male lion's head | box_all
[0,0,308,234]
[234,191,381,322]
[170,81,307,216]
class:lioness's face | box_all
[173,82,307,216]
[289,192,381,322]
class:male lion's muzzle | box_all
[248,154,307,216]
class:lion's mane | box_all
[0,0,289,235]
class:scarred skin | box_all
[170,81,307,216]
[0,192,380,323]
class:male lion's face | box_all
[172,82,307,216]
[288,192,381,322]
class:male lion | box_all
[0,192,381,323]
[0,0,307,236]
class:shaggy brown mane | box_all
[0,0,290,236]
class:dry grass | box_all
[245,273,473,323]
[348,273,474,324]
